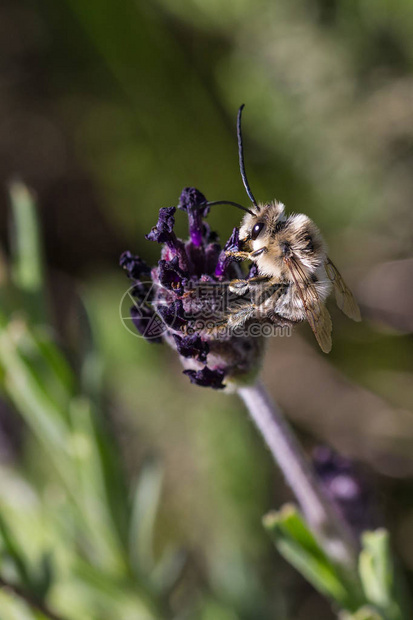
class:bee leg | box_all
[225,248,268,261]
[228,275,270,296]
[227,301,259,328]
[250,247,268,258]
[228,279,250,295]
[224,250,251,260]
[246,275,271,285]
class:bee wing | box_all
[284,257,332,353]
[325,258,361,322]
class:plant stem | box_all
[238,380,358,570]
[0,576,66,620]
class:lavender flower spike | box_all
[120,187,265,390]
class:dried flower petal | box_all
[120,251,151,280]
[215,227,240,278]
[156,298,186,330]
[158,257,188,296]
[178,187,209,247]
[146,206,176,242]
[173,334,209,363]
[131,305,163,343]
[183,366,226,389]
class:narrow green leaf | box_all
[359,529,407,620]
[151,546,186,595]
[32,552,53,600]
[129,459,163,576]
[74,559,162,619]
[0,512,31,590]
[0,321,115,563]
[340,605,385,620]
[0,321,72,470]
[8,181,47,324]
[68,397,127,570]
[77,295,105,405]
[0,590,36,620]
[31,327,76,400]
[360,530,392,606]
[264,504,357,610]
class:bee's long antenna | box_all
[206,200,254,216]
[237,104,259,211]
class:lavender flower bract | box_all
[120,188,266,390]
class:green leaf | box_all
[151,545,186,595]
[359,529,408,620]
[68,396,127,570]
[129,459,163,576]
[340,605,385,620]
[30,327,76,400]
[0,320,125,570]
[359,533,389,610]
[74,559,161,619]
[8,181,47,324]
[0,590,37,620]
[263,504,360,611]
[77,295,105,406]
[0,321,73,481]
[32,552,54,601]
[0,512,31,590]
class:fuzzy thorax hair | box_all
[239,200,328,282]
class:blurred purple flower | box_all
[313,446,377,535]
[120,187,265,390]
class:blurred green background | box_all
[0,0,413,618]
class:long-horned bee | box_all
[214,105,361,353]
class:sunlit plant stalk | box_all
[238,381,358,568]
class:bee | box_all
[217,105,361,353]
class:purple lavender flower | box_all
[313,446,377,535]
[120,188,265,390]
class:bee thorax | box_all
[280,241,292,257]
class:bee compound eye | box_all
[251,222,264,240]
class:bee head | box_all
[239,200,286,251]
